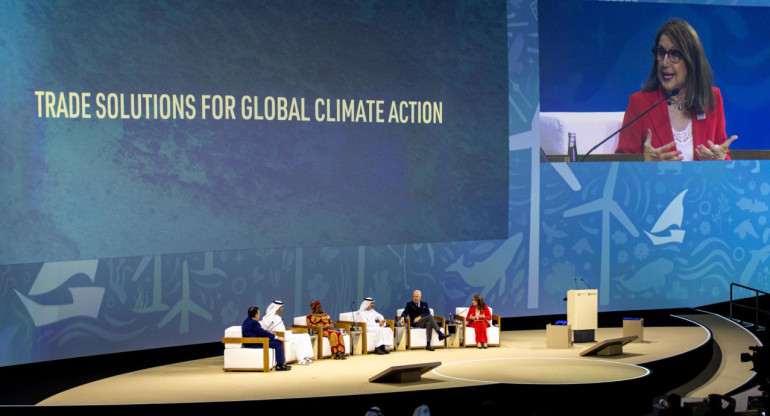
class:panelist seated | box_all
[615,18,737,161]
[398,290,448,351]
[354,297,394,355]
[260,300,314,365]
[241,306,291,371]
[465,294,492,349]
[307,300,347,360]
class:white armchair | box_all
[222,326,277,372]
[293,316,351,359]
[396,308,445,349]
[454,307,501,347]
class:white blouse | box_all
[673,121,693,161]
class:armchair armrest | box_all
[288,325,309,334]
[222,336,270,347]
[404,317,413,346]
[335,321,353,332]
[455,315,468,347]
[336,320,362,330]
[456,315,467,331]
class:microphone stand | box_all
[579,88,679,162]
[351,300,361,332]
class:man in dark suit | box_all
[242,306,291,371]
[399,290,448,351]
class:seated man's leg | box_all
[416,317,446,343]
[378,327,394,353]
[414,318,435,342]
[290,333,315,362]
[377,327,394,349]
[268,338,286,365]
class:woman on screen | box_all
[615,19,737,161]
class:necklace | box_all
[668,98,685,111]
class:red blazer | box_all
[467,305,491,327]
[615,87,729,160]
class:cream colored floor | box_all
[40,326,709,406]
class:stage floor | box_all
[39,326,710,406]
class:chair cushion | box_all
[224,326,243,349]
[338,312,355,322]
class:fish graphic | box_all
[614,258,673,293]
[445,233,523,299]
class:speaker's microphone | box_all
[579,88,679,162]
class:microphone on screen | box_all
[579,88,679,162]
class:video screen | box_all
[539,0,770,160]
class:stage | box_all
[39,324,716,411]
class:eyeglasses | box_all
[652,46,683,63]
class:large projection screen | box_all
[0,0,509,266]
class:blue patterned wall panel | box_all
[540,161,770,313]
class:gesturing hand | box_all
[644,129,682,161]
[696,135,738,160]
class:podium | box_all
[567,289,598,343]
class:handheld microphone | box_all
[580,88,679,162]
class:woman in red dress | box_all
[307,301,346,359]
[467,294,491,349]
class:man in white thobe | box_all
[356,297,393,355]
[261,300,315,365]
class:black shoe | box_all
[375,346,387,355]
[426,345,435,351]
[384,348,390,354]
[276,364,292,371]
[438,332,449,341]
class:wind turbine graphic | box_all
[563,162,639,305]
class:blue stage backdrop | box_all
[540,0,770,150]
[0,0,509,266]
[4,0,770,370]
